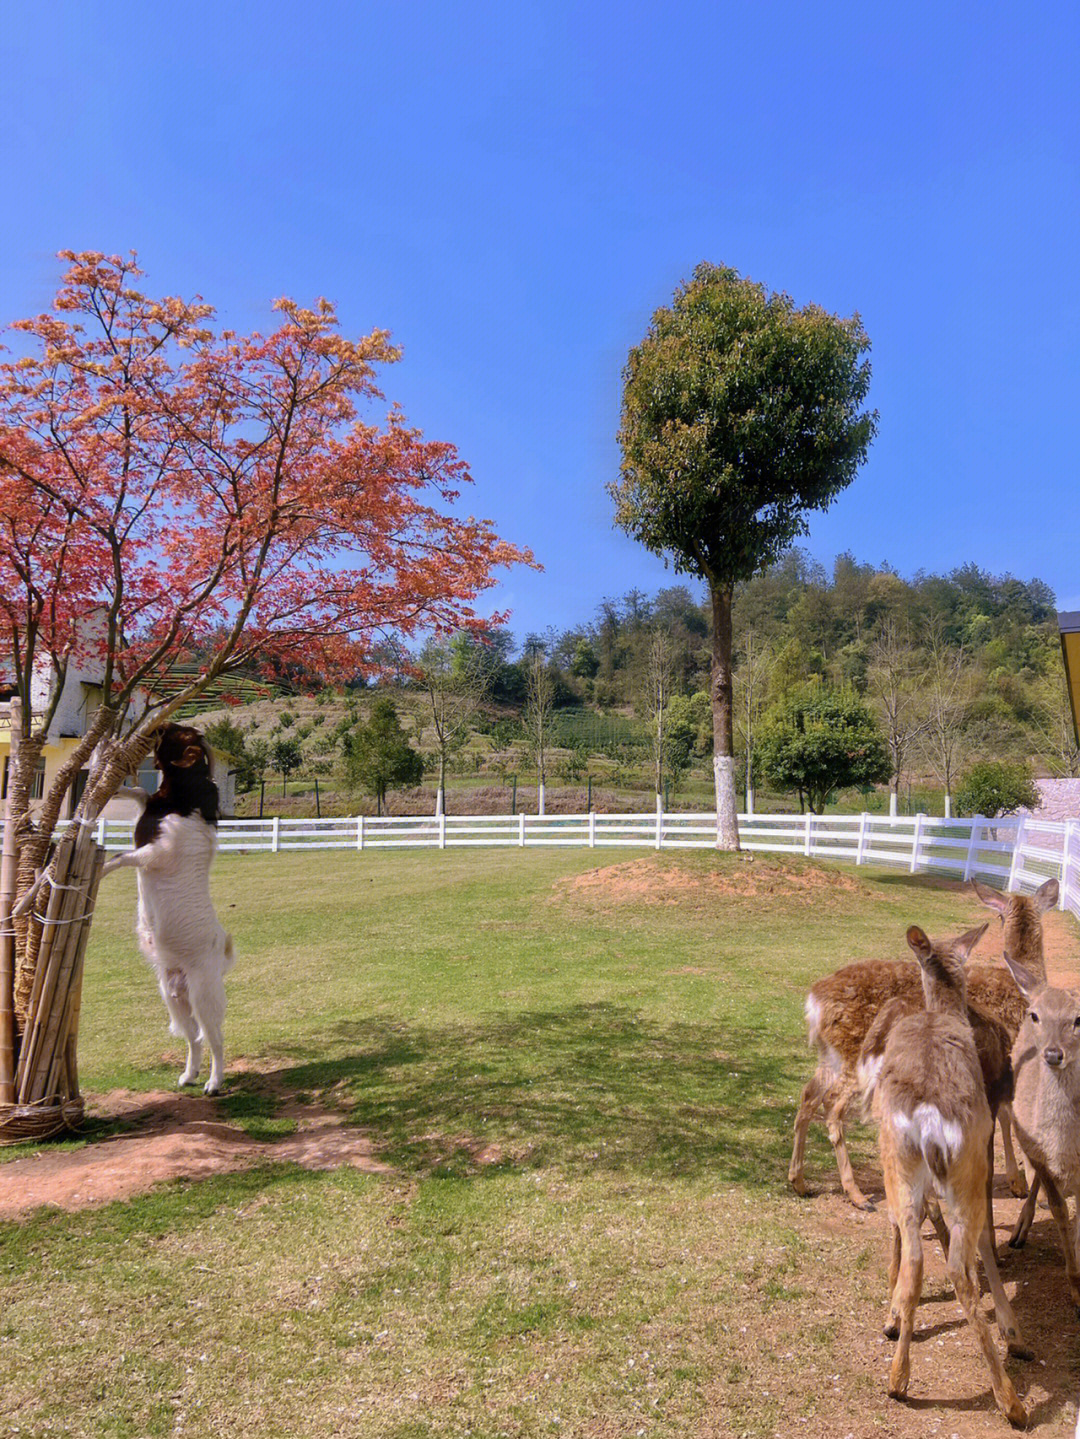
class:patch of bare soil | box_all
[781,1141,1080,1438]
[553,854,859,906]
[0,1087,390,1220]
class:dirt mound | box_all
[554,854,859,905]
[0,1088,389,1220]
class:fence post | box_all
[518,812,526,848]
[588,810,596,849]
[655,793,663,851]
[1007,817,1027,893]
[356,815,364,852]
[438,812,446,851]
[96,815,106,848]
[1062,820,1076,912]
[910,812,924,875]
[856,812,868,866]
[804,812,812,858]
[271,816,281,854]
[963,816,981,882]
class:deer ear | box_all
[175,744,203,769]
[971,879,1007,915]
[1003,951,1041,1002]
[1035,878,1059,913]
[954,922,989,960]
[906,926,933,961]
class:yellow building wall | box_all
[0,734,86,819]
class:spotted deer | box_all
[864,925,1028,1426]
[788,877,1057,1209]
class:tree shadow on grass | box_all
[240,1002,806,1187]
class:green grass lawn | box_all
[2,851,1076,1438]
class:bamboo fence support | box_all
[0,821,102,1138]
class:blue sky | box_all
[2,1,1078,642]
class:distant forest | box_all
[201,550,1078,817]
[466,550,1076,791]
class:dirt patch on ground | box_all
[553,854,859,905]
[0,1087,390,1220]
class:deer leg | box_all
[788,1066,827,1196]
[887,1205,923,1400]
[978,1224,1032,1359]
[1009,1176,1041,1249]
[1037,1168,1080,1314]
[926,1198,950,1257]
[884,1217,903,1339]
[997,1104,1029,1199]
[824,1074,874,1210]
[947,1221,1027,1427]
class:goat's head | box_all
[154,723,212,776]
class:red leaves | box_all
[0,252,535,728]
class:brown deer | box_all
[857,941,1031,1362]
[865,925,1027,1426]
[1000,954,1080,1305]
[788,876,1057,1209]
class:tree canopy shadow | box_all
[237,1002,805,1186]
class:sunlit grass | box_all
[3,850,1067,1437]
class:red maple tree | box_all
[0,252,534,1101]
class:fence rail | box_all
[24,809,1079,925]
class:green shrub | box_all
[954,761,1039,818]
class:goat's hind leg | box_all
[186,966,226,1096]
[159,970,202,1087]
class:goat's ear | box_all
[971,879,1008,915]
[1035,878,1059,913]
[953,922,989,960]
[1003,950,1041,1002]
[906,925,933,961]
[175,744,203,769]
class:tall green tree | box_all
[755,683,891,814]
[342,698,423,815]
[612,262,876,847]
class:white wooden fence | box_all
[56,809,1080,924]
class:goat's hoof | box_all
[1006,1338,1034,1361]
[1007,1234,1027,1250]
[852,1196,876,1213]
[1008,1175,1030,1199]
[178,1073,199,1088]
[204,1081,221,1096]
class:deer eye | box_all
[1030,1011,1040,1025]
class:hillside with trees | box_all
[197,550,1074,819]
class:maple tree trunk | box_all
[709,581,740,851]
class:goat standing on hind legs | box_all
[103,724,235,1095]
[864,925,1027,1427]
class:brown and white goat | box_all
[865,926,1027,1426]
[1000,954,1080,1303]
[788,876,1057,1209]
[103,724,234,1094]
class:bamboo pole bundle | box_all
[41,845,104,1102]
[0,822,103,1138]
[13,831,77,1094]
[17,826,100,1103]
